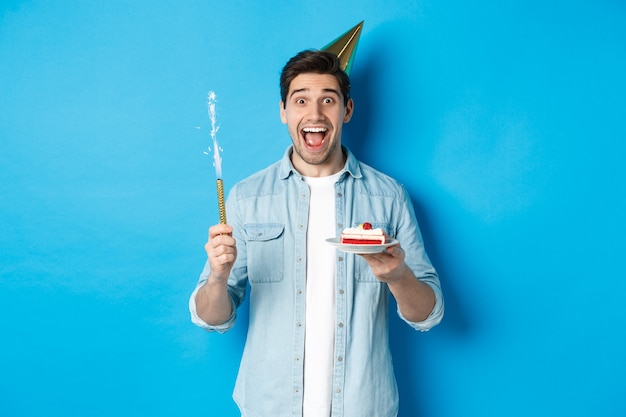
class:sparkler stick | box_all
[216,178,226,225]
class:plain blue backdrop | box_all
[1,1,625,416]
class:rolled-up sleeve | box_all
[398,280,444,332]
[189,268,237,333]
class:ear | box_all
[279,100,287,124]
[343,98,354,123]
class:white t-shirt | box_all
[303,173,340,417]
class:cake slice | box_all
[340,222,385,245]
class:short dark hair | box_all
[280,50,351,107]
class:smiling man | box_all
[190,50,444,417]
[280,72,352,176]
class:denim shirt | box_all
[190,146,444,417]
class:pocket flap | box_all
[244,223,285,241]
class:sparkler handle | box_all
[216,179,227,225]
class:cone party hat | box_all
[321,21,364,76]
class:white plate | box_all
[325,237,399,254]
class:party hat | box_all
[322,21,364,76]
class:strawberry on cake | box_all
[340,222,385,245]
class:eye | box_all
[295,98,306,105]
[322,97,334,104]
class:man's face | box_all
[280,73,353,177]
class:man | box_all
[190,50,444,417]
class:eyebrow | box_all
[289,87,342,99]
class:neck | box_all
[291,147,346,177]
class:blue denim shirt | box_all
[190,146,444,417]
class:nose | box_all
[308,101,323,120]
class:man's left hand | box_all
[360,239,410,283]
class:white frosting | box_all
[341,227,383,236]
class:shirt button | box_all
[337,223,343,229]
[337,192,343,197]
[337,356,343,362]
[335,388,341,393]
[338,322,344,328]
[296,322,302,327]
[338,256,343,262]
[338,289,344,295]
[297,289,302,295]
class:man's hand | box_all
[205,224,237,284]
[360,243,409,283]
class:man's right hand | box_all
[205,224,237,284]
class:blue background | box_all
[1,1,625,416]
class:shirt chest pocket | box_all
[244,223,285,283]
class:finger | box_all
[209,224,233,239]
[384,243,404,258]
[207,236,236,255]
[208,245,237,271]
[360,253,384,266]
[205,236,236,263]
[212,252,236,268]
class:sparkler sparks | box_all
[207,91,223,179]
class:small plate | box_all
[325,237,399,254]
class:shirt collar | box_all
[278,145,363,180]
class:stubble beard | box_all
[294,136,341,167]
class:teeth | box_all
[303,127,327,133]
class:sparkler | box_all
[207,91,226,225]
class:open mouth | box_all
[301,126,328,148]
